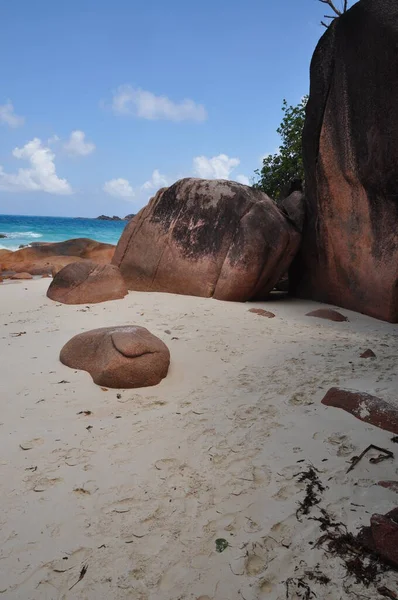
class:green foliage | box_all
[254,96,308,202]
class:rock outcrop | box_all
[112,178,301,302]
[47,261,128,304]
[0,238,115,276]
[291,0,398,322]
[322,387,398,434]
[60,326,170,388]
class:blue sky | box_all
[0,0,350,217]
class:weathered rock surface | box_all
[10,272,33,280]
[279,191,306,233]
[360,349,376,358]
[358,507,398,569]
[113,178,301,301]
[322,387,398,434]
[378,481,398,494]
[60,326,170,388]
[291,0,398,322]
[0,249,11,261]
[47,261,128,304]
[0,238,115,276]
[306,309,348,322]
[248,308,276,318]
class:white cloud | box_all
[193,154,241,180]
[236,174,250,186]
[64,130,95,156]
[112,85,207,122]
[0,138,72,194]
[0,101,24,128]
[141,169,169,190]
[103,178,134,199]
[193,154,250,186]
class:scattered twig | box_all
[285,577,316,599]
[10,331,26,337]
[347,445,394,473]
[56,380,70,384]
[77,410,92,416]
[68,564,88,590]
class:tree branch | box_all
[319,0,349,28]
[319,0,342,16]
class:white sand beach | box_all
[1,278,397,599]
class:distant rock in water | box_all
[291,0,398,322]
[96,214,135,221]
[112,178,301,301]
[0,234,6,239]
[96,215,122,221]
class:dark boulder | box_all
[291,0,398,322]
[358,507,398,569]
[47,260,128,304]
[112,178,301,302]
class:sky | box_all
[0,0,351,217]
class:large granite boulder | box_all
[47,261,128,304]
[60,326,170,388]
[291,0,398,322]
[0,238,115,276]
[112,178,301,301]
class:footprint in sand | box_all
[104,497,138,514]
[257,577,276,597]
[312,432,357,458]
[12,547,92,598]
[24,475,62,492]
[49,446,93,470]
[272,465,308,501]
[19,437,44,451]
[327,433,357,457]
[244,539,277,576]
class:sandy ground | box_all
[0,278,397,600]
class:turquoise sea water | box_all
[0,215,127,250]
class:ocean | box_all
[0,215,127,251]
